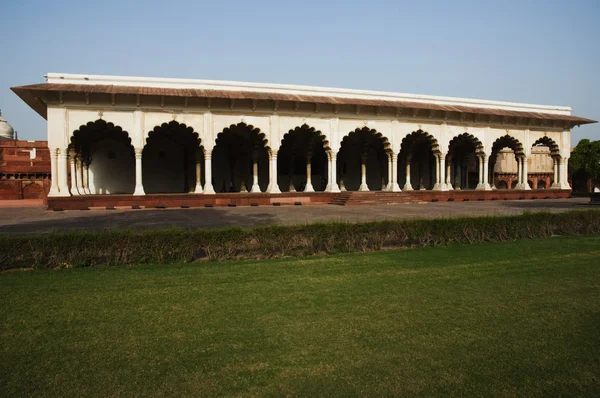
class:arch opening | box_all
[278,124,329,192]
[446,133,484,190]
[338,127,391,191]
[142,121,202,194]
[70,119,134,194]
[490,135,524,190]
[212,123,269,193]
[397,130,439,190]
[529,137,560,190]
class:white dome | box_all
[0,110,15,140]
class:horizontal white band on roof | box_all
[45,73,572,116]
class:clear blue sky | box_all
[1,0,598,143]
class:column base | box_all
[403,183,413,191]
[390,183,401,192]
[550,184,561,189]
[133,185,146,196]
[358,183,369,192]
[326,183,341,193]
[194,184,203,194]
[446,183,454,191]
[476,183,492,191]
[250,184,261,193]
[558,183,571,190]
[304,182,315,193]
[267,186,282,194]
[339,181,346,192]
[203,185,216,195]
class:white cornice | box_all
[45,72,572,116]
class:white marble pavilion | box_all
[12,73,596,198]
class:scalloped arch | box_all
[281,124,331,152]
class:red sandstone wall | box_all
[0,139,51,200]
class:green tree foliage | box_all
[569,139,600,188]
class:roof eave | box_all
[11,86,47,120]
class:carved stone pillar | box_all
[133,147,145,195]
[267,150,281,193]
[326,151,340,193]
[403,156,413,191]
[203,149,215,194]
[304,153,314,192]
[194,149,203,194]
[48,149,60,197]
[358,154,369,191]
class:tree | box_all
[569,139,600,192]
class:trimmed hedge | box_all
[1,210,600,270]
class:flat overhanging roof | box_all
[11,73,597,127]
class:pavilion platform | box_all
[46,189,572,210]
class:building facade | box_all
[0,111,51,200]
[12,74,595,199]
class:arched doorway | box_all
[447,133,484,190]
[213,123,269,193]
[70,119,135,195]
[490,135,524,190]
[531,137,560,190]
[278,124,329,192]
[338,127,390,191]
[398,130,438,190]
[142,121,202,194]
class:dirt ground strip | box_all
[0,197,595,234]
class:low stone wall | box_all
[47,192,338,210]
[0,180,50,200]
[46,189,572,210]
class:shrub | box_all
[1,210,599,270]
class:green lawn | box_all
[1,236,599,397]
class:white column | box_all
[69,153,79,196]
[194,150,203,194]
[403,157,413,191]
[439,154,447,191]
[559,157,570,189]
[48,148,60,197]
[515,157,523,189]
[304,154,314,192]
[203,149,215,194]
[358,155,369,191]
[390,151,401,192]
[250,152,260,193]
[480,155,491,190]
[133,147,145,195]
[433,154,441,190]
[476,156,483,190]
[83,161,91,194]
[551,158,560,189]
[77,158,85,195]
[326,151,340,193]
[267,150,281,193]
[446,157,453,190]
[385,153,392,191]
[522,155,531,190]
[57,149,70,197]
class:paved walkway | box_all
[0,197,594,234]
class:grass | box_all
[1,236,599,396]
